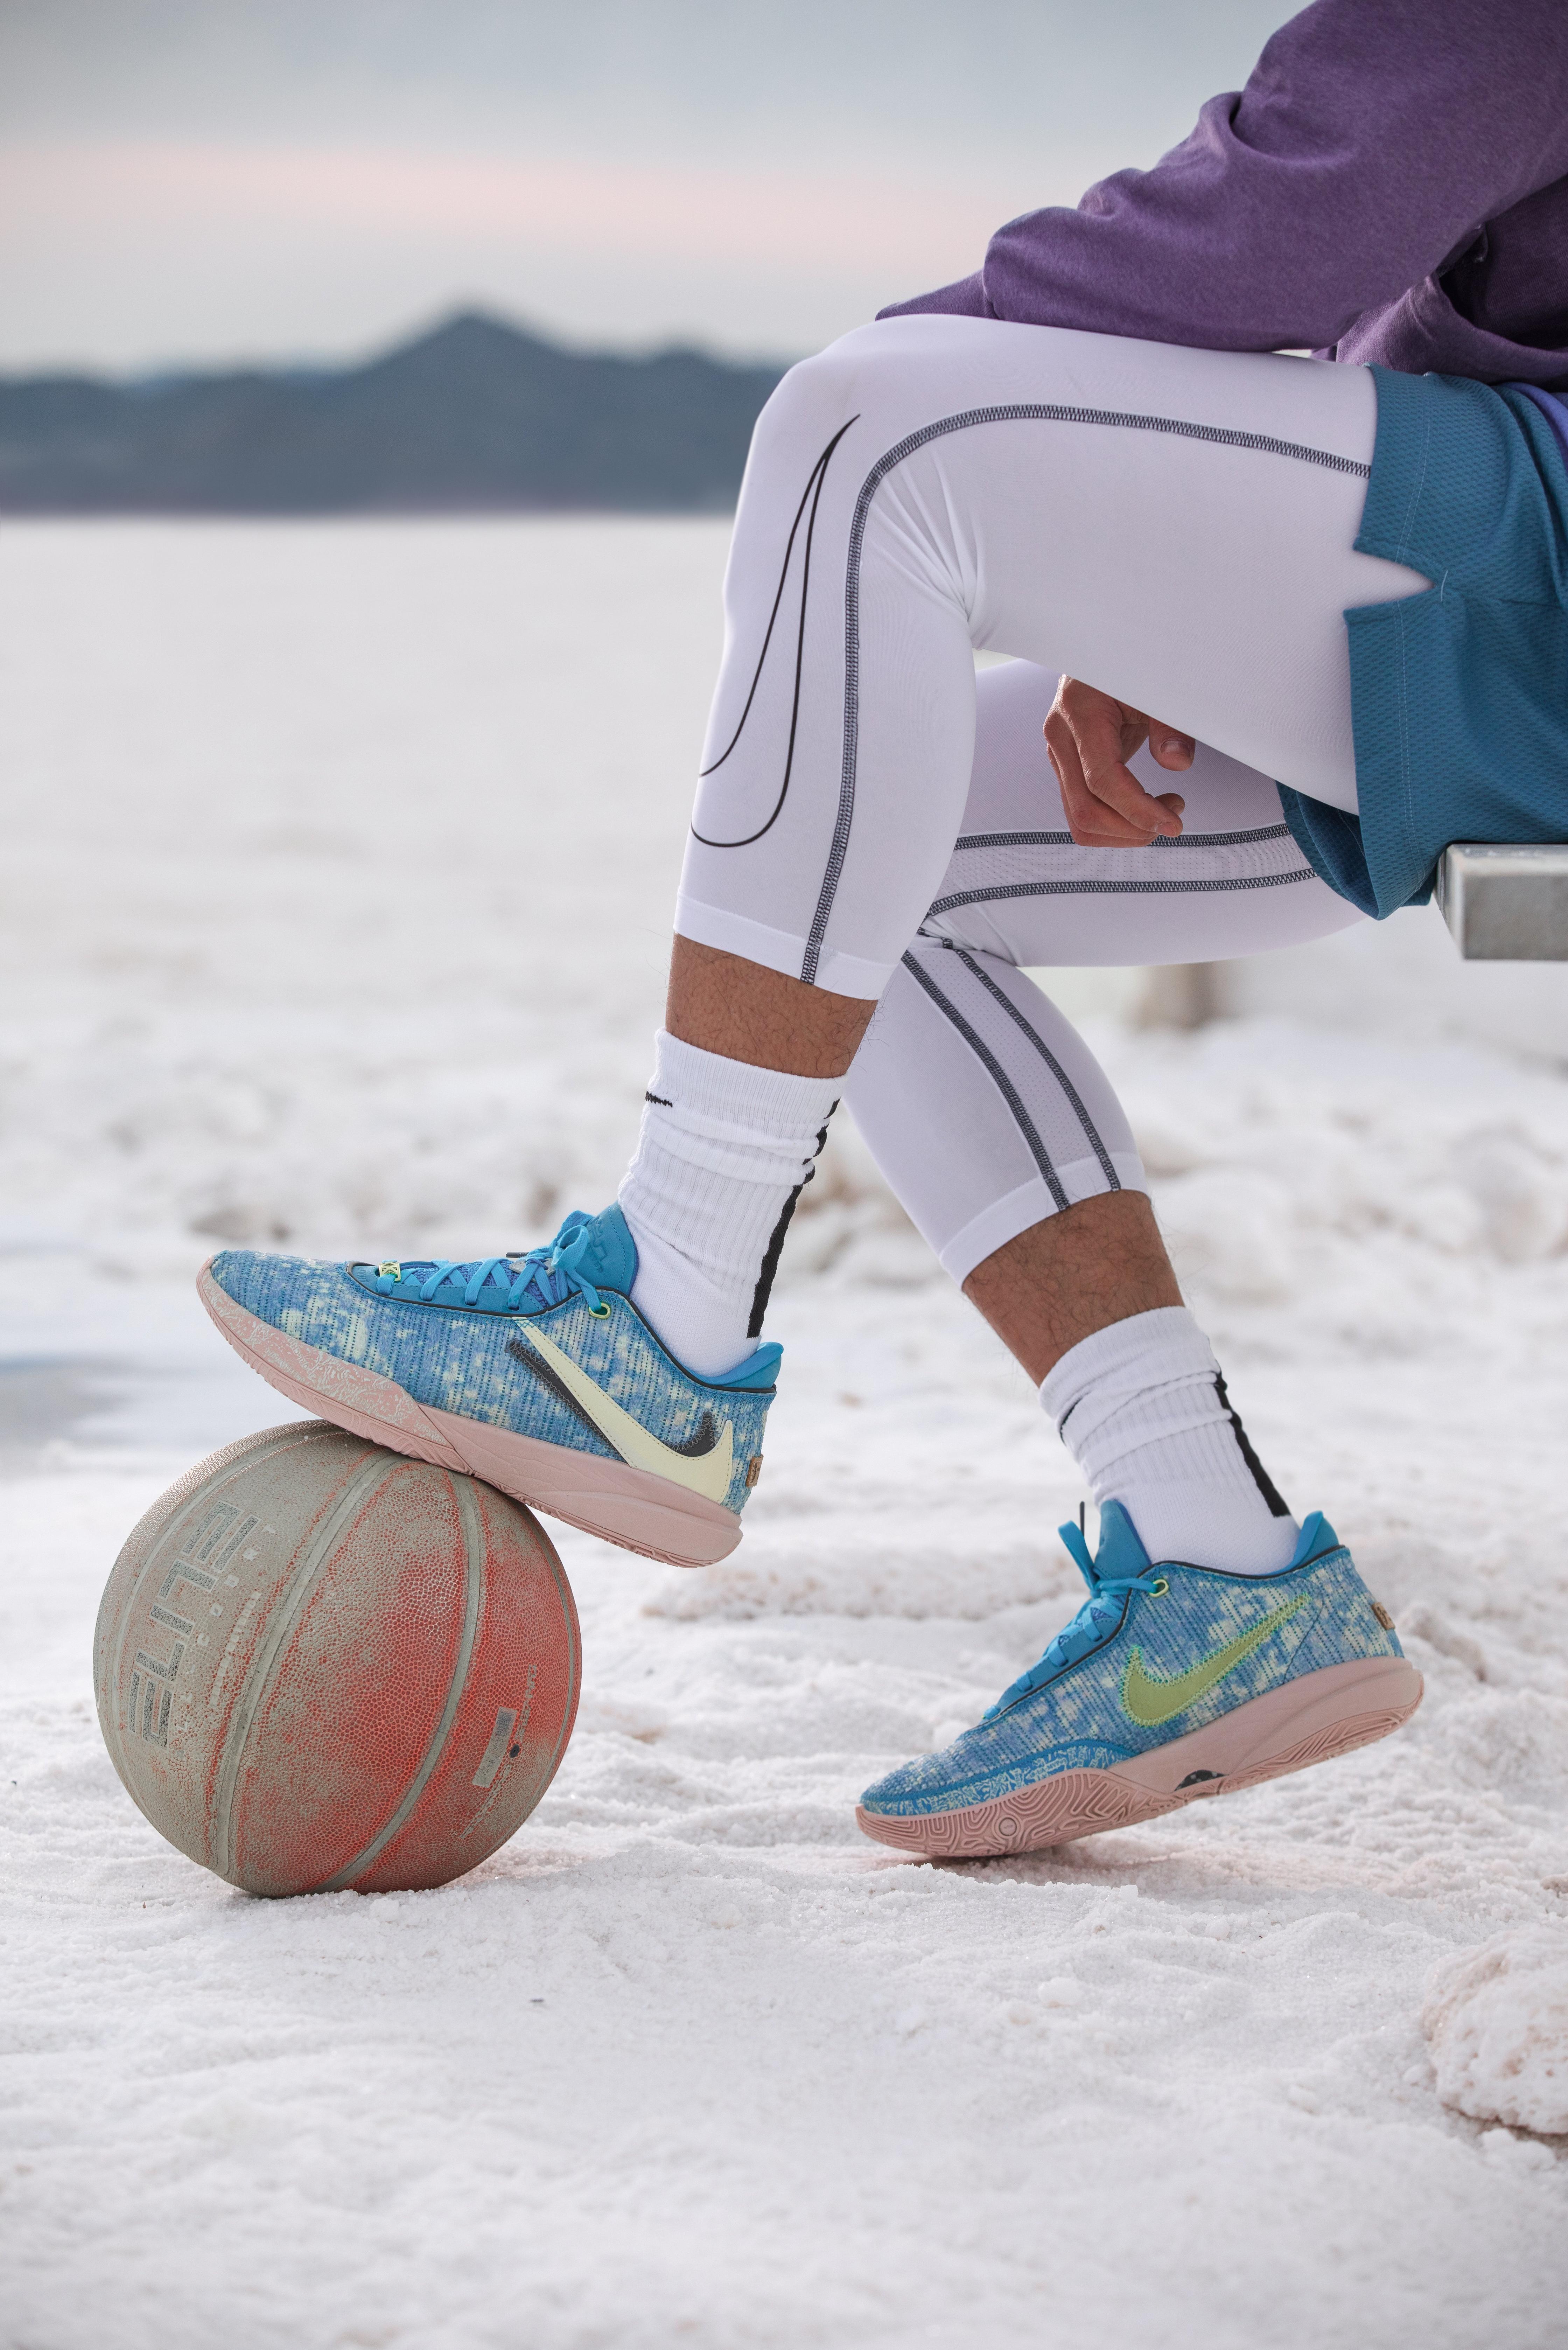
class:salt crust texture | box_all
[2,522,1566,2350]
[1422,1930,1568,2137]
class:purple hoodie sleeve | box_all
[883,272,993,320]
[879,0,1568,364]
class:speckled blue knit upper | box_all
[861,1514,1402,1820]
[208,1212,777,1521]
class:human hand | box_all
[1044,678,1194,848]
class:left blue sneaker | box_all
[198,1206,779,1568]
[857,1504,1422,1859]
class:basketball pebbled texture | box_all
[94,1420,581,1896]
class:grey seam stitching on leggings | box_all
[926,866,1316,915]
[899,949,1071,1213]
[949,944,1121,1194]
[799,402,1368,984]
[952,824,1292,850]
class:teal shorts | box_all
[1279,365,1568,920]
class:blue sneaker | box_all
[199,1206,778,1567]
[857,1504,1422,1859]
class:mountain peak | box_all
[0,314,791,514]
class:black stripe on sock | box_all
[748,1184,804,1339]
[1213,1373,1291,1518]
[746,1102,838,1340]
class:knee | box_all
[751,347,856,462]
[749,326,900,465]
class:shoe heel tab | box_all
[717,1341,783,1392]
[1290,1510,1340,1567]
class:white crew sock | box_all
[617,1031,840,1379]
[1040,1305,1300,1575]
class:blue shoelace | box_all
[368,1220,608,1316]
[983,1532,1168,1721]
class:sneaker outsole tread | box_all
[857,1655,1422,1858]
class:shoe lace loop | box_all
[982,1528,1168,1721]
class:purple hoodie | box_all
[881,0,1568,390]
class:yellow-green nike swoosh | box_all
[1120,1595,1307,1728]
[509,1315,736,1504]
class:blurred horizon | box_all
[0,308,789,511]
[1,0,1291,373]
[0,297,793,385]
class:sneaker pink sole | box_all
[197,1261,742,1570]
[856,1654,1423,1860]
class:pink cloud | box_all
[0,139,1057,277]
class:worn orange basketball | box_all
[94,1420,581,1896]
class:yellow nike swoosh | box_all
[1120,1595,1306,1728]
[509,1315,736,1505]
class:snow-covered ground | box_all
[3,521,1566,2349]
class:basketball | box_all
[94,1420,581,1896]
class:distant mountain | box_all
[0,311,791,514]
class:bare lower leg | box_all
[666,939,1178,1378]
[667,937,873,1078]
[963,1193,1182,1384]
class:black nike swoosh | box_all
[508,1343,723,1462]
[668,1410,719,1459]
[506,1337,602,1438]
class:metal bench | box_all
[1437,844,1568,959]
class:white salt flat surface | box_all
[2,522,1566,2349]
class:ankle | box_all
[617,1033,839,1379]
[1043,1307,1299,1574]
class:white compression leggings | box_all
[677,315,1428,1284]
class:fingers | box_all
[1045,678,1186,848]
[1149,723,1196,772]
[1047,733,1177,846]
[1044,717,1154,846]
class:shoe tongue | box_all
[556,1203,638,1294]
[1093,1499,1153,1582]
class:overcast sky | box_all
[0,0,1293,372]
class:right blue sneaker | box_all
[857,1503,1422,1859]
[199,1205,778,1568]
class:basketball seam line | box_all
[211,1449,390,1885]
[316,1470,488,1892]
[522,1552,583,1805]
